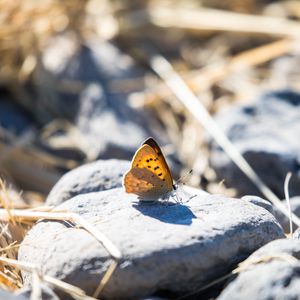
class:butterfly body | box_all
[123,138,175,200]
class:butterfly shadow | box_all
[133,201,197,226]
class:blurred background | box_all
[1,0,300,206]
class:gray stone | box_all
[242,195,274,215]
[46,159,130,206]
[41,36,143,121]
[19,187,284,299]
[0,289,28,300]
[273,197,300,233]
[243,195,300,234]
[218,239,300,300]
[40,36,166,160]
[210,90,300,198]
[18,284,59,300]
[76,82,153,160]
[250,238,300,259]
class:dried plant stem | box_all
[188,39,295,91]
[0,208,122,298]
[176,253,298,299]
[150,54,300,228]
[149,7,300,38]
[0,209,121,258]
[92,260,118,298]
[284,172,293,236]
[0,257,96,300]
[31,271,42,300]
[141,39,294,104]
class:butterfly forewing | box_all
[123,138,174,199]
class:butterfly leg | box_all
[175,192,183,204]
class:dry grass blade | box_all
[188,39,296,92]
[0,257,96,300]
[0,209,122,259]
[149,54,300,228]
[31,271,42,300]
[175,272,232,300]
[284,172,293,236]
[149,6,300,38]
[0,270,20,290]
[0,208,122,298]
[92,260,118,298]
[235,253,299,273]
[138,39,295,106]
[74,214,121,260]
[176,253,299,299]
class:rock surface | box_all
[20,188,284,299]
[273,196,300,233]
[46,159,130,206]
[242,195,300,234]
[218,239,300,300]
[210,90,300,198]
[18,284,59,300]
[41,36,166,160]
[242,195,274,215]
[0,289,28,300]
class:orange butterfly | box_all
[123,138,176,200]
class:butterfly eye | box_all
[173,184,177,190]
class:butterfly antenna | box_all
[175,169,193,186]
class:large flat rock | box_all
[19,188,284,299]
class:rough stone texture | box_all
[218,239,300,300]
[242,195,274,215]
[242,195,300,234]
[46,159,130,206]
[20,187,284,299]
[0,289,28,300]
[18,284,59,300]
[272,197,300,233]
[210,90,300,198]
[250,238,300,259]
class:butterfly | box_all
[123,137,177,200]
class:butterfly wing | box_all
[123,138,174,198]
[143,138,173,186]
